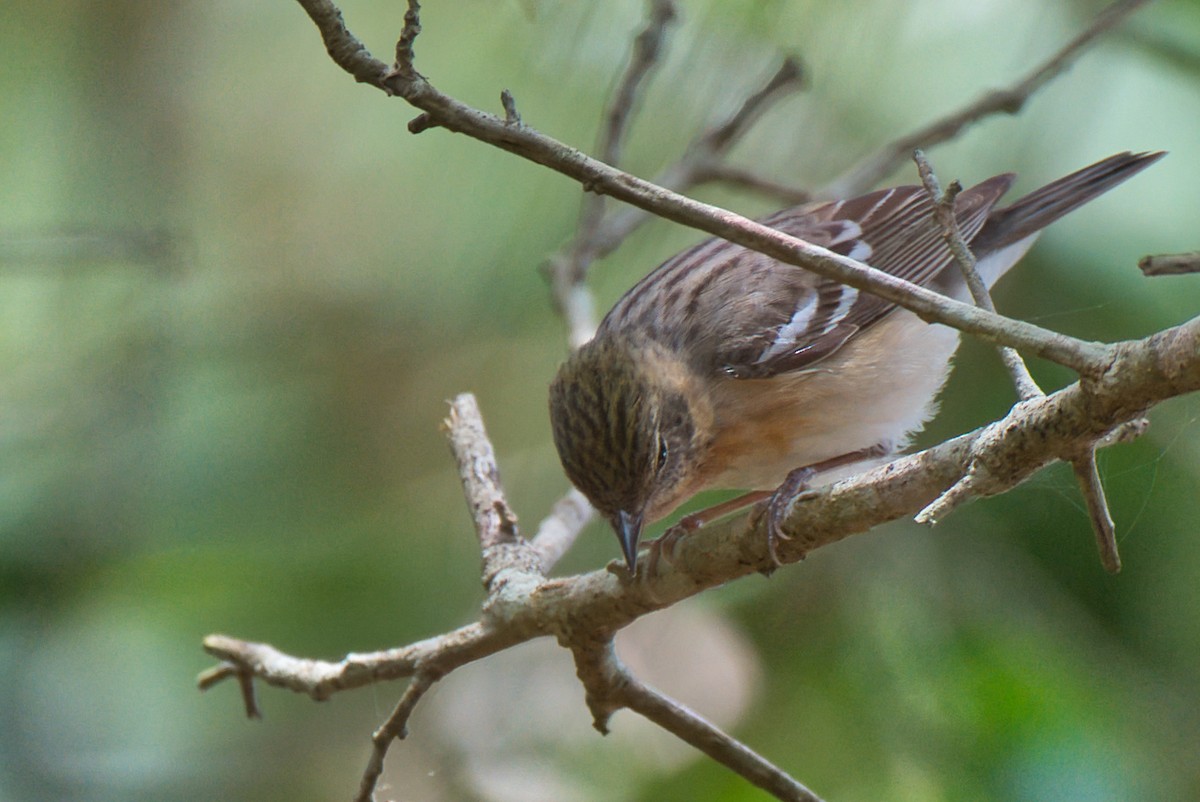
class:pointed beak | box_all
[613,510,644,572]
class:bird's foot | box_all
[765,466,816,566]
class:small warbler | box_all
[548,151,1163,571]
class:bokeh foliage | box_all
[2,1,1198,800]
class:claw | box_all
[765,466,815,566]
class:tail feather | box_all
[972,151,1165,253]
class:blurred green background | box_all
[2,1,1199,800]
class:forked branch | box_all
[198,2,1186,800]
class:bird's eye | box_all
[655,435,669,472]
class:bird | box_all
[548,151,1163,572]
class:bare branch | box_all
[913,149,1043,400]
[691,56,806,154]
[574,0,677,260]
[197,662,262,718]
[531,488,594,573]
[596,0,677,170]
[354,673,436,802]
[293,0,1112,374]
[573,641,825,802]
[687,163,812,206]
[545,1,676,348]
[390,0,423,87]
[444,394,543,590]
[1139,251,1200,276]
[1073,450,1122,573]
[823,0,1152,198]
[212,4,1184,798]
[913,151,1128,570]
[296,0,390,87]
[199,622,523,701]
[202,315,1200,703]
[586,56,809,262]
[913,466,982,526]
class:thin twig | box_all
[546,52,807,349]
[690,56,806,154]
[577,0,676,246]
[913,468,981,526]
[199,622,517,700]
[295,0,1113,374]
[596,0,677,170]
[914,149,1043,400]
[196,662,262,718]
[354,673,436,802]
[586,56,808,264]
[573,641,825,802]
[530,488,594,572]
[1073,450,1122,573]
[208,4,1187,798]
[444,394,543,590]
[913,151,1127,569]
[547,0,677,348]
[687,163,812,205]
[0,227,179,268]
[1139,251,1200,276]
[391,0,422,81]
[621,676,824,802]
[823,0,1152,198]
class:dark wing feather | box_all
[600,174,1015,379]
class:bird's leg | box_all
[676,491,774,533]
[765,444,891,565]
[645,444,891,574]
[643,490,775,575]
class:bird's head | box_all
[548,336,709,571]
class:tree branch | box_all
[1139,251,1200,276]
[573,641,826,802]
[201,3,1183,798]
[200,312,1198,798]
[914,150,1124,570]
[914,149,1044,401]
[354,673,436,802]
[444,394,543,590]
[821,0,1153,198]
[201,315,1200,697]
[295,0,1123,376]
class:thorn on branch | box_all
[500,89,521,125]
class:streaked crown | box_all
[548,336,707,526]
